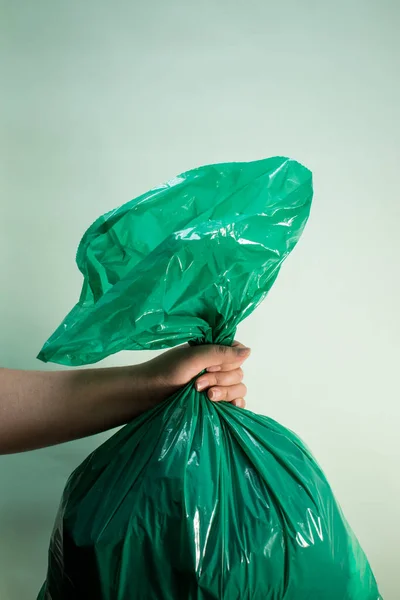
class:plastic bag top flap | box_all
[38,157,313,365]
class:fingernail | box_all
[238,347,251,356]
[209,388,221,400]
[196,379,208,392]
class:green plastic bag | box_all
[38,158,381,599]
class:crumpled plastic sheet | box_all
[37,157,382,599]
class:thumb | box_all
[194,343,251,372]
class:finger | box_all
[232,397,246,409]
[206,344,251,373]
[200,343,250,369]
[208,383,247,402]
[196,368,243,392]
[208,361,245,373]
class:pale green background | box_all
[1,1,399,598]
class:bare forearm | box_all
[0,366,164,454]
[0,344,250,454]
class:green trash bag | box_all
[37,157,381,600]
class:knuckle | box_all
[206,373,217,388]
[214,373,223,385]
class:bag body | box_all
[38,158,381,599]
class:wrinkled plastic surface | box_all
[38,158,381,599]
[38,157,313,365]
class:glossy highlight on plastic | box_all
[38,158,381,599]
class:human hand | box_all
[0,343,250,454]
[142,342,250,408]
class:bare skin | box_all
[0,343,250,454]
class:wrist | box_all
[76,365,156,425]
[133,362,179,410]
